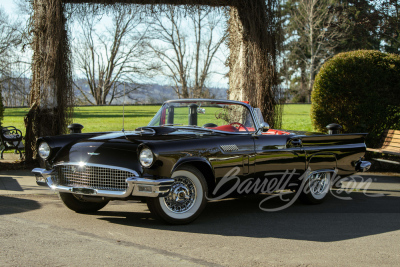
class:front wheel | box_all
[58,192,109,213]
[147,166,208,224]
[299,172,331,204]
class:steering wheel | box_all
[229,122,249,132]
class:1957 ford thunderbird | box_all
[33,99,371,224]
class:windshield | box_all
[148,101,256,133]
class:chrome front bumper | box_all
[32,168,174,198]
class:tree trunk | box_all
[25,0,73,161]
[228,1,281,128]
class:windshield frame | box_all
[147,99,259,135]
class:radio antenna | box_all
[122,82,126,134]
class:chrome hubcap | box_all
[309,172,329,196]
[164,176,196,213]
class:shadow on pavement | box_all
[94,188,400,242]
[0,177,24,191]
[0,195,42,215]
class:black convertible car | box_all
[33,99,371,224]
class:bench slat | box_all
[373,158,400,165]
[385,129,400,135]
[382,142,400,148]
[381,150,400,156]
[381,147,400,152]
[383,134,400,140]
[367,148,400,156]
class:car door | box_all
[210,134,255,179]
[253,134,306,190]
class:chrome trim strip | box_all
[220,144,239,152]
[308,169,337,175]
[32,167,174,198]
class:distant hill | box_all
[73,79,228,105]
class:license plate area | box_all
[70,188,97,195]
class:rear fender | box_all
[307,153,337,171]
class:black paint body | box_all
[39,127,367,198]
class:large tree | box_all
[72,6,147,105]
[0,7,24,87]
[0,7,25,125]
[282,0,348,102]
[330,0,381,53]
[145,6,227,99]
[378,0,400,54]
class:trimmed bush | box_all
[311,50,400,147]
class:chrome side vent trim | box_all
[220,144,239,152]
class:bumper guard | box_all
[32,168,174,198]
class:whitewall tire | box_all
[299,172,331,204]
[147,166,208,224]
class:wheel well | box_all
[177,162,215,194]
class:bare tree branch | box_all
[145,6,227,99]
[72,7,147,105]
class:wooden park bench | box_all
[0,126,23,159]
[367,129,400,165]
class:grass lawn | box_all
[281,104,314,132]
[2,104,313,136]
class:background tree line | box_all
[280,0,400,103]
[0,1,399,107]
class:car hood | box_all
[51,127,206,170]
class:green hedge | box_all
[311,50,400,147]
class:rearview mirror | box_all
[260,122,270,132]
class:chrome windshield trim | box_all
[148,99,258,134]
[53,162,139,176]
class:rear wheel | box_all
[147,166,208,224]
[58,192,109,213]
[299,172,331,204]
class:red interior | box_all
[262,129,291,135]
[160,108,166,125]
[205,125,291,135]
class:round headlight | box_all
[139,148,154,167]
[38,142,51,159]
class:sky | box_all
[0,1,22,19]
[0,0,229,89]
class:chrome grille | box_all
[55,164,136,191]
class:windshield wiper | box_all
[174,125,218,133]
[160,124,183,126]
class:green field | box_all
[2,104,313,136]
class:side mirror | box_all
[260,122,270,132]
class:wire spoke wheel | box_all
[147,166,207,224]
[300,171,331,204]
[309,172,329,199]
[163,176,197,214]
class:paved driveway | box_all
[0,172,399,266]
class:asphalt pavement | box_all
[1,162,400,266]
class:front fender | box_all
[172,157,214,175]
